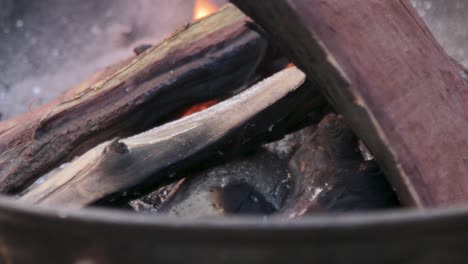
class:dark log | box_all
[155,149,291,217]
[265,125,317,160]
[0,4,270,193]
[20,67,326,208]
[232,0,468,207]
[281,114,399,218]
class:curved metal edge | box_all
[1,195,468,231]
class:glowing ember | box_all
[180,99,219,117]
[193,0,218,20]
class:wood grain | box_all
[20,67,325,207]
[0,4,269,193]
[232,0,468,207]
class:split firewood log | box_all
[232,0,468,207]
[0,4,278,193]
[20,67,327,208]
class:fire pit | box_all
[0,0,467,263]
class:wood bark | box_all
[20,67,326,207]
[232,0,468,207]
[0,4,270,193]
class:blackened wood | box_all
[156,150,290,217]
[282,114,399,218]
[0,4,268,193]
[265,125,317,160]
[20,67,325,207]
[232,0,468,207]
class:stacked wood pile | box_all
[1,1,467,217]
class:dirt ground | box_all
[0,0,466,120]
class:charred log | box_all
[155,150,291,217]
[282,114,399,218]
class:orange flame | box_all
[180,99,219,117]
[193,0,218,20]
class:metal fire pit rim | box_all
[0,195,466,230]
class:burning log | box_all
[20,67,326,208]
[232,0,468,207]
[0,4,272,194]
[282,114,399,218]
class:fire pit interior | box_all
[1,0,467,216]
[0,0,468,263]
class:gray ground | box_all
[411,0,467,67]
[0,0,466,120]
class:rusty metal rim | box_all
[0,194,465,231]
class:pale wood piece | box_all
[20,68,323,207]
